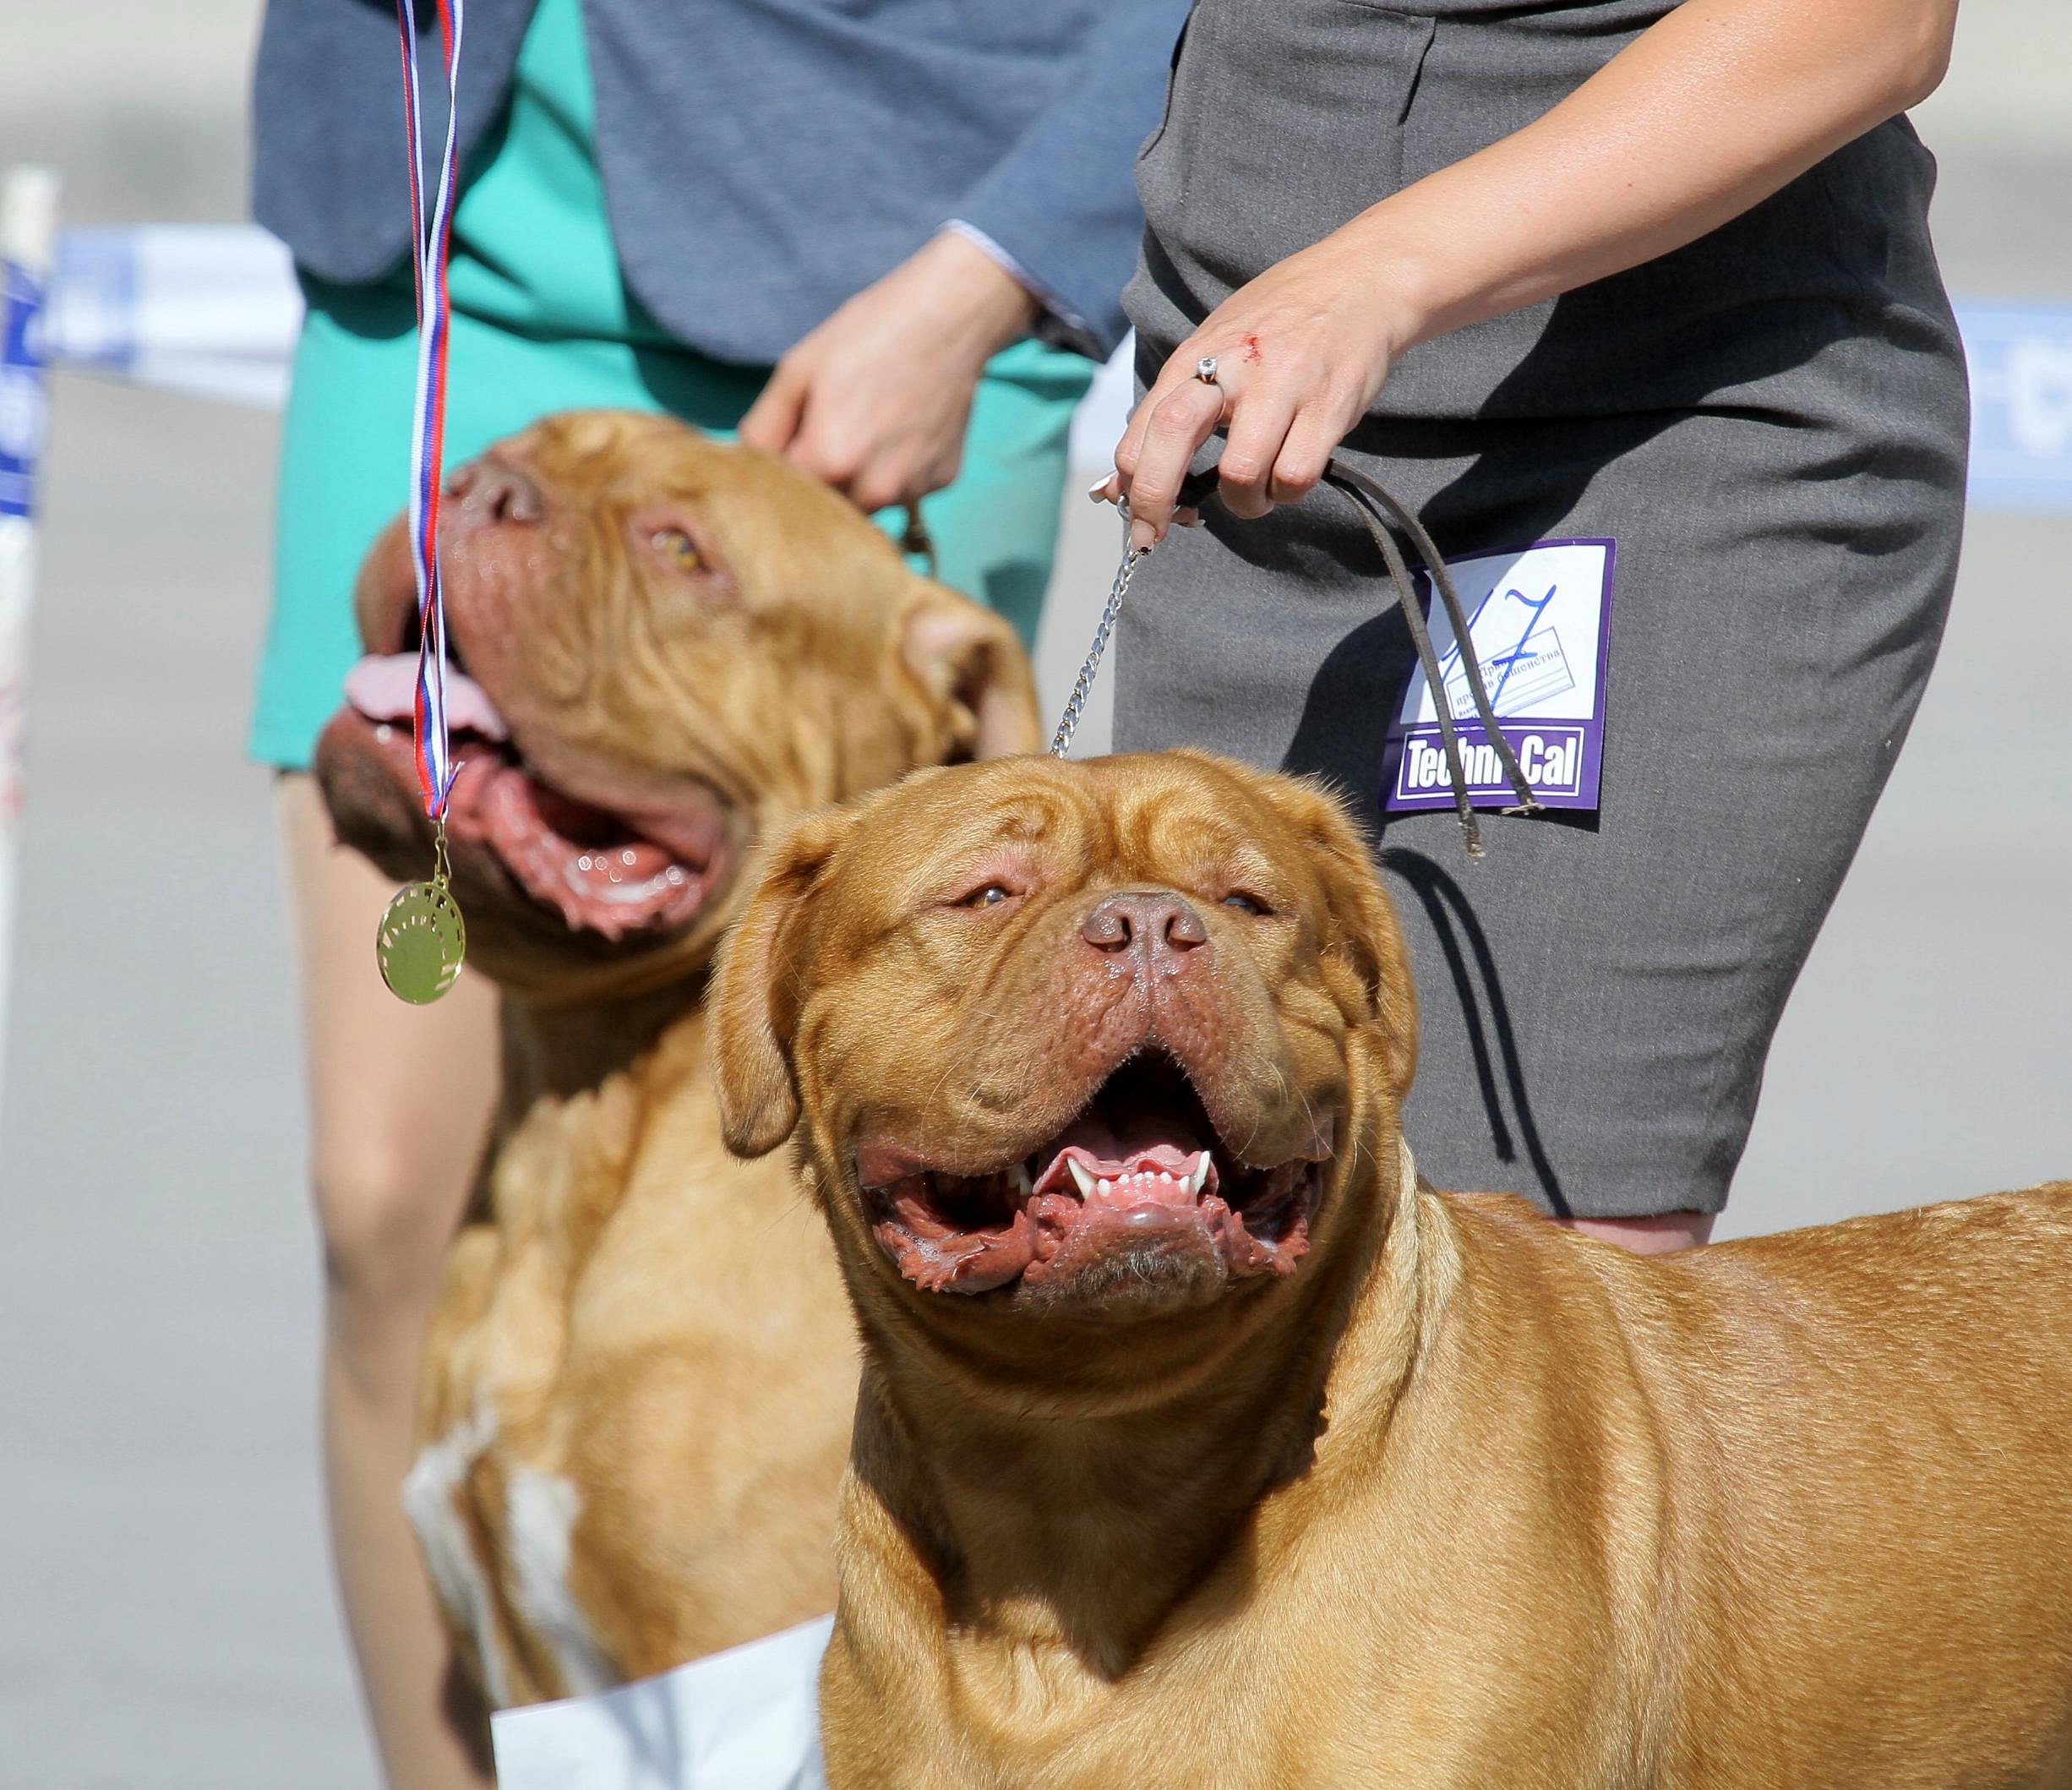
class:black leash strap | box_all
[900,503,940,578]
[1320,461,1544,856]
[1050,456,1544,857]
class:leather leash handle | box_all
[1319,461,1544,854]
[1061,453,1545,856]
[1170,454,1543,855]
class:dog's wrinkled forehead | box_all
[826,753,1336,933]
[526,413,700,501]
[517,407,720,483]
[510,410,900,607]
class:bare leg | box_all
[1557,1212,1715,1254]
[277,774,500,1790]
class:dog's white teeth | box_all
[1189,1154,1211,1194]
[1011,1163,1034,1198]
[1097,1178,1114,1198]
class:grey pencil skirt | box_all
[1115,0,1970,1218]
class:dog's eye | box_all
[1222,891,1269,916]
[960,883,1014,909]
[651,527,700,570]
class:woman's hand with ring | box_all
[1104,226,1418,549]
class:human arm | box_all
[739,0,1191,513]
[1105,0,1960,548]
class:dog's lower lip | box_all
[864,1140,1326,1297]
[341,707,725,939]
[481,763,721,939]
[859,1051,1334,1296]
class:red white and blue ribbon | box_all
[395,0,465,819]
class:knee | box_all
[1557,1212,1716,1255]
[311,1143,472,1318]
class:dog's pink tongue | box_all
[344,653,509,741]
[1050,1106,1204,1179]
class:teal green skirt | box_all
[250,0,1090,770]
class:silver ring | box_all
[1194,356,1219,385]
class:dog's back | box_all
[1438,1182,2072,1788]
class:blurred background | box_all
[0,3,2066,1784]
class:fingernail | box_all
[1129,518,1157,552]
[1085,475,1115,504]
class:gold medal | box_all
[378,821,466,1004]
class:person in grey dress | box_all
[1099,0,1967,1250]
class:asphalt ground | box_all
[2,14,2068,1784]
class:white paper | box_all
[1397,539,1611,729]
[491,1614,833,1790]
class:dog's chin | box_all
[313,701,736,969]
[853,1050,1329,1320]
[1005,1236,1238,1321]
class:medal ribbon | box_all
[394,0,466,820]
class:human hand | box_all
[1099,0,1959,559]
[1096,224,1418,549]
[739,231,1041,515]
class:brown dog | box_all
[712,747,2072,1789]
[315,409,1037,1705]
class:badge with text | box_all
[1382,538,1615,815]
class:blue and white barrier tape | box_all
[0,254,44,521]
[14,224,2072,514]
[1961,302,2072,511]
[42,225,302,411]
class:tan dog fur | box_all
[315,411,1037,1703]
[712,748,2072,1789]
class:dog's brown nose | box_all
[1081,890,1209,970]
[446,456,545,526]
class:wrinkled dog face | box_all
[316,410,1032,996]
[714,751,1420,1334]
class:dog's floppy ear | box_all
[1254,772,1419,1098]
[897,578,1042,761]
[711,805,862,1158]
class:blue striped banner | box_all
[1956,301,2072,513]
[25,231,2072,517]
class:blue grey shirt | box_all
[251,0,1191,363]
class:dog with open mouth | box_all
[712,748,2072,1790]
[314,408,1037,1706]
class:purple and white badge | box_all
[1382,538,1615,815]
